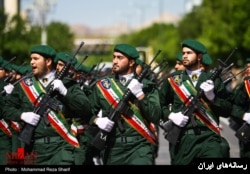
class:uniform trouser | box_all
[29,137,75,165]
[0,134,12,165]
[239,141,250,158]
[74,133,93,165]
[103,137,154,165]
[170,131,230,165]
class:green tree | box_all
[2,14,33,64]
[116,23,181,66]
[46,21,75,52]
[177,0,250,66]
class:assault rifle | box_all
[160,48,237,145]
[4,61,27,82]
[1,56,16,69]
[235,66,250,144]
[223,66,247,85]
[1,72,32,95]
[18,41,84,145]
[91,50,162,151]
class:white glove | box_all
[200,79,215,101]
[127,79,144,98]
[169,112,189,127]
[243,113,250,124]
[93,156,103,165]
[51,79,67,96]
[95,117,114,132]
[4,83,14,94]
[21,112,40,126]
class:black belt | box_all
[35,136,62,144]
[184,127,209,135]
[116,136,143,143]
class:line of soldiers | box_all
[0,40,250,166]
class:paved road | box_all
[155,117,240,165]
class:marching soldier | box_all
[88,43,161,165]
[230,57,250,158]
[0,56,12,165]
[2,45,92,165]
[159,39,231,165]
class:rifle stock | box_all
[18,42,84,145]
[91,50,162,151]
[161,48,237,145]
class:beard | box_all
[183,59,199,69]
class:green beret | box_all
[18,65,32,75]
[181,39,207,54]
[135,58,144,65]
[75,62,92,73]
[10,63,19,71]
[114,44,139,59]
[246,58,250,63]
[24,65,32,74]
[30,45,56,59]
[15,65,26,75]
[202,54,213,66]
[2,60,12,71]
[176,52,183,62]
[55,52,77,66]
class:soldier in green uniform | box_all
[72,62,99,165]
[159,39,231,165]
[174,52,185,71]
[2,45,92,165]
[230,57,250,158]
[88,43,161,165]
[0,57,13,165]
[54,52,93,165]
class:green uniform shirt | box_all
[2,76,92,165]
[159,70,231,164]
[89,74,161,165]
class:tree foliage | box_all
[116,0,250,68]
[0,12,75,65]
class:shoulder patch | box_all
[101,78,111,89]
[23,77,34,86]
[173,75,182,86]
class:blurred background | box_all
[1,0,249,71]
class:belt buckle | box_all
[44,137,50,144]
[121,136,127,143]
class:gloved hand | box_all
[243,113,250,124]
[200,79,215,101]
[168,112,189,127]
[4,83,14,94]
[93,156,103,165]
[21,112,40,126]
[127,79,144,98]
[95,117,114,132]
[51,79,67,96]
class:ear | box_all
[45,58,53,67]
[128,59,136,68]
[198,53,203,62]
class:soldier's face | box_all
[30,53,51,78]
[0,68,5,79]
[112,52,133,75]
[182,47,201,71]
[56,60,65,74]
